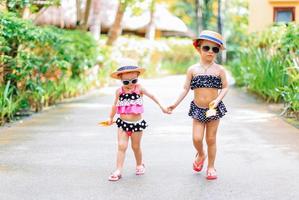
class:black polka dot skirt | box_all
[188,101,227,123]
[116,118,148,133]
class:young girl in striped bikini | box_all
[107,59,169,181]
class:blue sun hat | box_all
[193,30,225,50]
[110,58,146,79]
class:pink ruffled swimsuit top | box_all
[116,85,144,115]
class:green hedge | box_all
[0,12,98,124]
[228,23,299,113]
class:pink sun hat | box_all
[193,30,225,50]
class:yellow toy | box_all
[206,103,217,117]
[98,120,115,126]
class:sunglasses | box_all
[201,45,220,54]
[122,78,138,85]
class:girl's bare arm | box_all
[168,67,193,111]
[140,86,169,114]
[210,66,229,107]
[108,89,120,124]
[217,67,229,100]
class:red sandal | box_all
[206,168,217,180]
[193,153,206,172]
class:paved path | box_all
[0,75,298,200]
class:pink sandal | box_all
[206,169,217,180]
[136,164,145,175]
[193,153,206,172]
[108,171,122,181]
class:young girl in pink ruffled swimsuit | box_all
[107,62,169,181]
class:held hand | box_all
[161,106,172,114]
[167,104,176,113]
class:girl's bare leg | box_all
[131,131,143,166]
[192,119,206,162]
[115,129,129,173]
[205,119,220,171]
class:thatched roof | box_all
[121,4,188,33]
[32,0,189,36]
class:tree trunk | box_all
[89,0,101,41]
[195,0,203,36]
[217,0,222,34]
[106,2,126,46]
[0,63,3,84]
[76,0,82,26]
[202,0,212,30]
[22,3,30,19]
[217,0,223,63]
[5,0,9,11]
[81,0,92,30]
[145,0,156,40]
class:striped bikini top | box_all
[116,85,144,114]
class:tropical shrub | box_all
[228,23,299,114]
[0,12,98,123]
